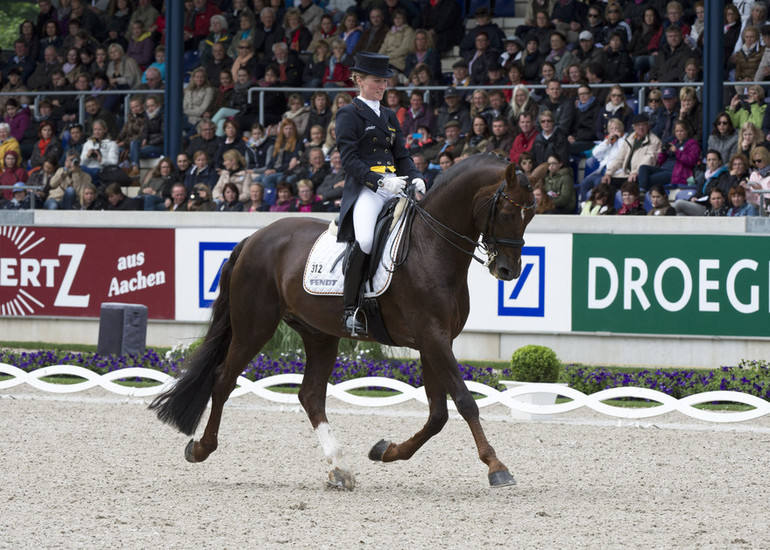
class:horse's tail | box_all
[149,239,247,436]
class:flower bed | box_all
[1,349,769,402]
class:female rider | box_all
[335,52,425,336]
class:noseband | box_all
[479,171,536,265]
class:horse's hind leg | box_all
[369,351,449,464]
[187,315,280,463]
[294,330,355,490]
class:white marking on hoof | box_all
[315,422,355,488]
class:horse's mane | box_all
[425,153,507,202]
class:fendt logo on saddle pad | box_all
[303,217,407,297]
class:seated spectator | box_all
[61,47,83,85]
[462,116,490,155]
[504,64,526,100]
[199,15,231,66]
[744,145,770,210]
[29,120,62,171]
[575,30,605,66]
[37,21,62,62]
[544,31,572,81]
[521,36,545,83]
[643,89,665,137]
[90,71,121,116]
[598,2,631,46]
[104,182,142,210]
[352,7,386,55]
[187,182,217,211]
[647,184,675,216]
[731,25,764,87]
[267,41,305,88]
[252,7,285,61]
[468,89,493,123]
[3,41,35,86]
[27,155,55,206]
[135,94,164,167]
[579,118,625,201]
[217,182,245,211]
[403,29,442,82]
[727,84,766,131]
[737,121,764,158]
[116,96,147,177]
[570,84,601,156]
[678,86,703,143]
[708,113,739,167]
[184,67,215,133]
[433,120,464,163]
[580,182,616,216]
[322,119,337,158]
[316,149,345,207]
[601,114,661,190]
[542,153,575,214]
[405,125,441,163]
[213,150,252,203]
[629,8,662,80]
[168,182,188,211]
[509,112,538,164]
[616,181,646,215]
[205,70,235,133]
[639,120,700,191]
[127,20,156,68]
[727,184,758,216]
[289,178,325,212]
[303,40,330,91]
[532,182,555,214]
[80,119,120,187]
[83,95,119,140]
[141,47,166,86]
[465,30,500,86]
[282,8,312,53]
[254,64,288,129]
[60,123,86,164]
[244,123,273,176]
[486,117,514,155]
[187,120,220,166]
[323,39,353,90]
[184,150,218,192]
[138,157,178,211]
[4,100,31,144]
[0,70,32,116]
[3,182,31,210]
[434,88,470,139]
[1,150,27,200]
[304,92,332,143]
[410,152,435,190]
[584,62,608,105]
[529,10,554,54]
[378,9,413,73]
[703,187,729,217]
[106,43,142,90]
[603,32,632,83]
[48,152,91,210]
[531,110,569,167]
[422,0,463,55]
[460,7,505,59]
[408,63,443,110]
[17,19,40,63]
[596,85,632,141]
[727,153,750,191]
[509,86,539,135]
[724,4,742,61]
[0,123,22,172]
[673,150,730,216]
[648,25,690,83]
[561,63,586,99]
[437,150,455,173]
[402,90,436,137]
[337,12,361,55]
[307,14,337,54]
[269,182,294,212]
[243,182,271,212]
[538,79,574,137]
[256,118,303,188]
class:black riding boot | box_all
[342,242,369,336]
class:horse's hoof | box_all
[326,468,355,491]
[184,439,197,463]
[368,439,392,462]
[488,469,516,488]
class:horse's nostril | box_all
[497,267,511,280]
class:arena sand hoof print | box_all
[326,467,355,491]
[368,439,392,461]
[488,470,516,488]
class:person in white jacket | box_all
[578,117,625,202]
[80,119,120,186]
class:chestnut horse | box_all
[150,154,545,490]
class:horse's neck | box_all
[423,176,491,241]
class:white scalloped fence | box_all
[2,364,770,423]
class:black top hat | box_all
[351,52,394,79]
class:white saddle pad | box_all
[303,214,407,297]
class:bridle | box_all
[399,170,536,267]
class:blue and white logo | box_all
[497,246,545,317]
[198,242,238,308]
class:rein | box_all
[395,172,535,268]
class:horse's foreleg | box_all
[296,332,355,490]
[444,364,515,488]
[369,352,449,463]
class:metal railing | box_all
[0,184,44,210]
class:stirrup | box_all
[343,306,367,337]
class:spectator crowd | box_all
[0,0,767,216]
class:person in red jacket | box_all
[509,112,537,164]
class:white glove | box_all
[378,175,408,195]
[412,178,426,196]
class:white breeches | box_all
[352,186,392,254]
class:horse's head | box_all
[476,162,546,280]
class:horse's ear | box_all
[529,162,549,186]
[504,163,519,187]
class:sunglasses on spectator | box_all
[587,13,599,18]
[649,98,660,103]
[540,119,553,124]
[717,120,729,126]
[608,9,620,14]
[753,158,765,164]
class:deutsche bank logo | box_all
[497,246,545,317]
[199,242,238,308]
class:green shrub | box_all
[509,345,560,383]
